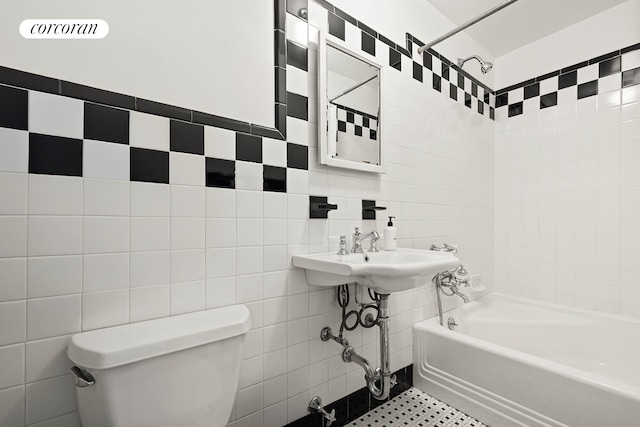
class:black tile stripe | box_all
[0,0,287,140]
[170,120,204,155]
[0,85,28,131]
[29,133,83,177]
[84,103,130,144]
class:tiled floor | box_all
[347,388,485,427]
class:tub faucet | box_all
[351,228,380,253]
[434,265,469,326]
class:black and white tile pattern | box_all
[347,388,484,427]
[495,42,640,118]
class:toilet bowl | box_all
[67,305,250,427]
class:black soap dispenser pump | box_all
[383,216,396,251]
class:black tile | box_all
[61,81,136,110]
[495,92,508,108]
[536,70,560,82]
[484,91,490,104]
[362,31,376,56]
[433,74,441,92]
[263,165,287,192]
[465,93,471,108]
[130,147,169,184]
[338,120,346,132]
[355,125,362,136]
[328,13,345,40]
[508,102,523,117]
[287,143,308,170]
[286,0,308,21]
[287,40,308,71]
[274,0,286,30]
[347,111,354,123]
[283,413,324,427]
[251,123,283,140]
[442,63,449,81]
[406,364,413,386]
[0,85,28,130]
[275,103,287,140]
[423,52,433,70]
[29,133,82,177]
[589,50,618,65]
[136,98,191,121]
[389,48,401,71]
[369,129,377,140]
[478,100,484,114]
[397,46,410,57]
[558,70,577,89]
[84,103,129,144]
[275,67,287,106]
[578,80,598,99]
[524,82,540,99]
[205,157,235,188]
[193,111,251,134]
[457,73,465,89]
[622,67,640,88]
[540,92,558,109]
[471,82,478,97]
[562,60,588,74]
[362,117,370,128]
[599,56,621,77]
[347,387,370,422]
[274,30,286,69]
[449,83,457,101]
[490,107,495,120]
[170,120,204,155]
[0,66,59,94]
[287,92,308,121]
[236,133,262,163]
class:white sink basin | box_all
[292,248,460,293]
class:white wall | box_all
[0,0,274,127]
[495,0,640,89]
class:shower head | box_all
[457,55,493,74]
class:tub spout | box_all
[452,288,469,303]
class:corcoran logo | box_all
[20,19,109,39]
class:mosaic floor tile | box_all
[347,388,485,427]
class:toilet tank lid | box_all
[67,304,251,369]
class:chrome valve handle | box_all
[308,396,336,426]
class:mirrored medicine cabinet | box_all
[317,32,385,173]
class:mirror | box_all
[318,32,385,173]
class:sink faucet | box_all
[351,227,381,253]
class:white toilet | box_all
[67,305,250,427]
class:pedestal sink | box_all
[292,248,460,293]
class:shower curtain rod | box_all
[417,0,518,54]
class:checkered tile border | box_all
[494,43,640,119]
[322,0,496,120]
[336,105,378,140]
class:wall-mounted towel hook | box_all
[308,396,336,426]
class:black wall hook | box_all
[362,200,387,220]
[310,196,338,218]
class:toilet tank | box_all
[67,305,251,427]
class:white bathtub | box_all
[413,293,640,427]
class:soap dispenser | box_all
[383,216,397,251]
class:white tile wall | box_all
[0,6,496,427]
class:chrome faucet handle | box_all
[352,227,363,253]
[308,396,336,426]
[389,374,397,388]
[443,243,458,254]
[337,235,349,255]
[367,231,381,252]
[430,244,441,251]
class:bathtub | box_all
[413,293,640,427]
